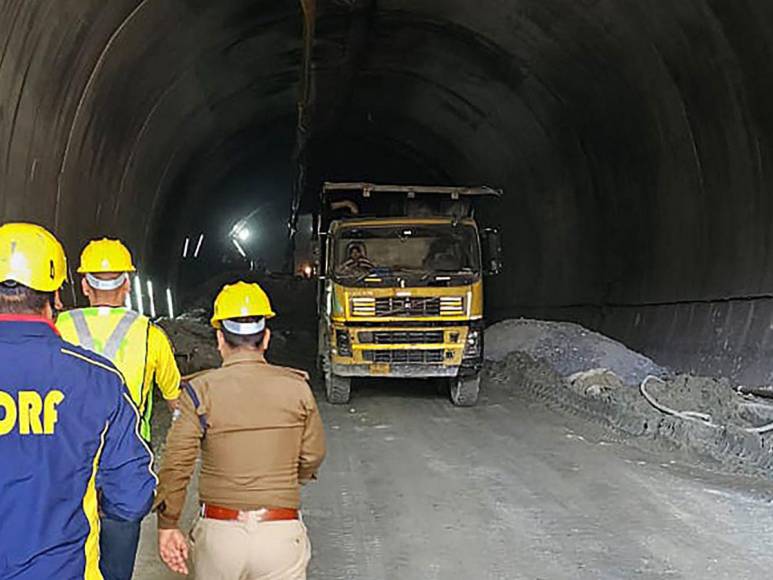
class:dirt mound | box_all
[641,375,751,428]
[180,272,316,326]
[158,313,219,376]
[159,273,318,376]
[159,311,318,378]
[485,352,773,478]
[485,318,667,384]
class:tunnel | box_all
[2,0,773,383]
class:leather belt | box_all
[201,504,299,522]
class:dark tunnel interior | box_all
[3,0,773,382]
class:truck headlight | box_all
[464,330,481,357]
[351,296,376,316]
[439,296,465,315]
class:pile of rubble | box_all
[485,318,666,384]
[484,319,773,478]
[158,274,318,377]
[158,310,219,375]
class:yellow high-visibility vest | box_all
[56,307,181,441]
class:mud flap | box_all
[449,374,481,407]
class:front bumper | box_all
[329,321,484,379]
[331,362,460,378]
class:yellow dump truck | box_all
[315,182,502,406]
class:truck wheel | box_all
[449,375,480,407]
[325,370,351,404]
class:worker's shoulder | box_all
[54,308,78,329]
[262,362,310,383]
[147,319,174,344]
[55,308,74,321]
[184,367,220,392]
[58,342,124,384]
[185,367,215,382]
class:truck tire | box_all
[449,374,481,407]
[325,370,351,404]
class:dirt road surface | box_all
[135,379,773,580]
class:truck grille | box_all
[363,349,445,363]
[351,296,465,317]
[360,330,445,344]
[375,297,440,316]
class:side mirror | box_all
[481,227,503,275]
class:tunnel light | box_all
[232,238,247,258]
[146,280,156,318]
[237,228,251,242]
[166,288,175,319]
[182,237,190,258]
[133,276,145,316]
[194,234,204,258]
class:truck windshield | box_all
[332,223,480,282]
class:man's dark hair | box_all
[0,283,51,314]
[347,242,366,255]
[220,316,266,349]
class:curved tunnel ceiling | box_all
[2,0,773,380]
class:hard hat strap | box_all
[222,318,265,335]
[85,273,128,291]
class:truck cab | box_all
[315,182,502,406]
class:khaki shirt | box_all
[155,350,326,529]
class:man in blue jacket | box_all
[0,223,157,580]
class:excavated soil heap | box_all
[485,351,773,479]
[159,273,318,377]
[485,318,666,384]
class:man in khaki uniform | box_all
[154,281,326,579]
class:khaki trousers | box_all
[191,516,311,580]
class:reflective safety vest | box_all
[57,307,178,442]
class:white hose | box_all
[745,422,773,434]
[639,375,773,434]
[639,376,715,425]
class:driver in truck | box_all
[341,242,375,272]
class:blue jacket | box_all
[0,316,157,579]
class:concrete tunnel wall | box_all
[3,1,773,383]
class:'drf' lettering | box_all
[0,390,65,436]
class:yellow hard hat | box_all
[0,222,67,292]
[77,238,136,274]
[211,281,276,329]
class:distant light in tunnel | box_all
[232,238,247,258]
[134,275,145,316]
[194,234,204,258]
[182,237,190,259]
[146,280,156,318]
[237,228,251,242]
[166,288,175,319]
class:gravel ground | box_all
[136,374,773,580]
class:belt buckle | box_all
[252,507,268,523]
